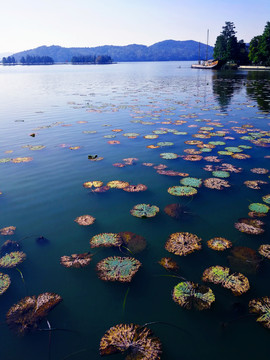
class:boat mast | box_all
[206,29,209,61]
[198,42,201,64]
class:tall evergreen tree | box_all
[249,22,270,66]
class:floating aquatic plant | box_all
[99,323,162,359]
[118,231,147,253]
[83,181,103,188]
[0,240,20,256]
[244,180,268,190]
[6,292,62,335]
[160,153,178,160]
[180,177,202,188]
[107,180,129,189]
[90,233,123,248]
[172,281,215,310]
[0,273,11,295]
[203,178,231,190]
[130,204,159,218]
[164,203,191,219]
[74,215,96,226]
[165,232,202,256]
[258,244,270,260]
[250,168,269,174]
[212,171,230,178]
[158,257,179,271]
[202,265,250,296]
[262,194,270,204]
[248,203,269,214]
[96,256,141,282]
[0,252,26,268]
[122,184,147,192]
[60,252,93,268]
[249,297,270,329]
[168,186,197,197]
[182,155,203,161]
[207,237,232,251]
[11,157,33,163]
[228,246,261,274]
[234,218,264,235]
[0,226,16,236]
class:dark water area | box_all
[0,62,269,360]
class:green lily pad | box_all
[262,194,270,204]
[168,186,197,197]
[180,177,202,188]
[249,297,270,329]
[248,203,269,214]
[160,153,178,159]
[130,204,159,218]
[225,147,243,153]
[157,142,174,147]
[212,171,230,178]
[90,233,123,248]
[96,256,141,282]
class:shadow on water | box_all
[246,71,270,111]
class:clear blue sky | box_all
[1,0,269,54]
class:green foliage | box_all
[213,21,248,64]
[2,56,16,65]
[249,22,270,66]
[71,54,112,64]
[20,55,54,65]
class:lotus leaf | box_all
[0,158,11,163]
[90,233,123,248]
[107,140,120,144]
[202,266,250,296]
[60,252,93,268]
[258,244,270,260]
[0,251,26,268]
[262,194,270,204]
[208,141,226,146]
[0,272,11,295]
[165,232,202,256]
[180,177,202,188]
[234,218,264,235]
[6,292,62,334]
[122,133,139,137]
[107,180,129,189]
[144,134,158,139]
[212,171,230,178]
[172,281,215,310]
[183,155,203,161]
[164,203,191,219]
[130,204,159,218]
[153,130,167,134]
[231,153,251,159]
[157,170,188,176]
[123,184,147,192]
[249,297,270,329]
[248,203,269,214]
[74,215,95,226]
[96,256,141,282]
[118,231,147,253]
[204,178,231,190]
[99,323,162,359]
[250,168,269,174]
[11,157,33,163]
[157,142,174,147]
[168,186,197,197]
[184,148,202,155]
[159,153,178,159]
[225,147,243,153]
[207,237,232,251]
[83,181,103,188]
[244,180,267,189]
[92,186,110,193]
[123,158,138,165]
[158,257,179,271]
[0,226,16,235]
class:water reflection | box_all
[212,71,246,110]
[246,71,270,111]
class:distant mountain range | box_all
[11,40,213,62]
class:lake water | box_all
[0,62,270,360]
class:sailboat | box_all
[191,30,222,69]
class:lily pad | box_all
[96,256,141,282]
[249,297,270,329]
[262,194,270,204]
[248,203,269,214]
[0,273,11,295]
[99,323,162,359]
[165,232,202,256]
[168,186,197,197]
[160,153,178,160]
[164,203,192,219]
[234,218,264,235]
[204,178,231,190]
[180,177,202,188]
[74,215,95,226]
[122,184,147,192]
[107,180,129,189]
[6,293,62,335]
[258,244,270,260]
[172,281,215,310]
[202,265,250,296]
[158,257,179,271]
[118,231,147,253]
[207,237,232,251]
[0,252,26,268]
[212,171,230,178]
[130,204,159,218]
[60,252,93,268]
[90,233,123,248]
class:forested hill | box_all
[12,40,213,62]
